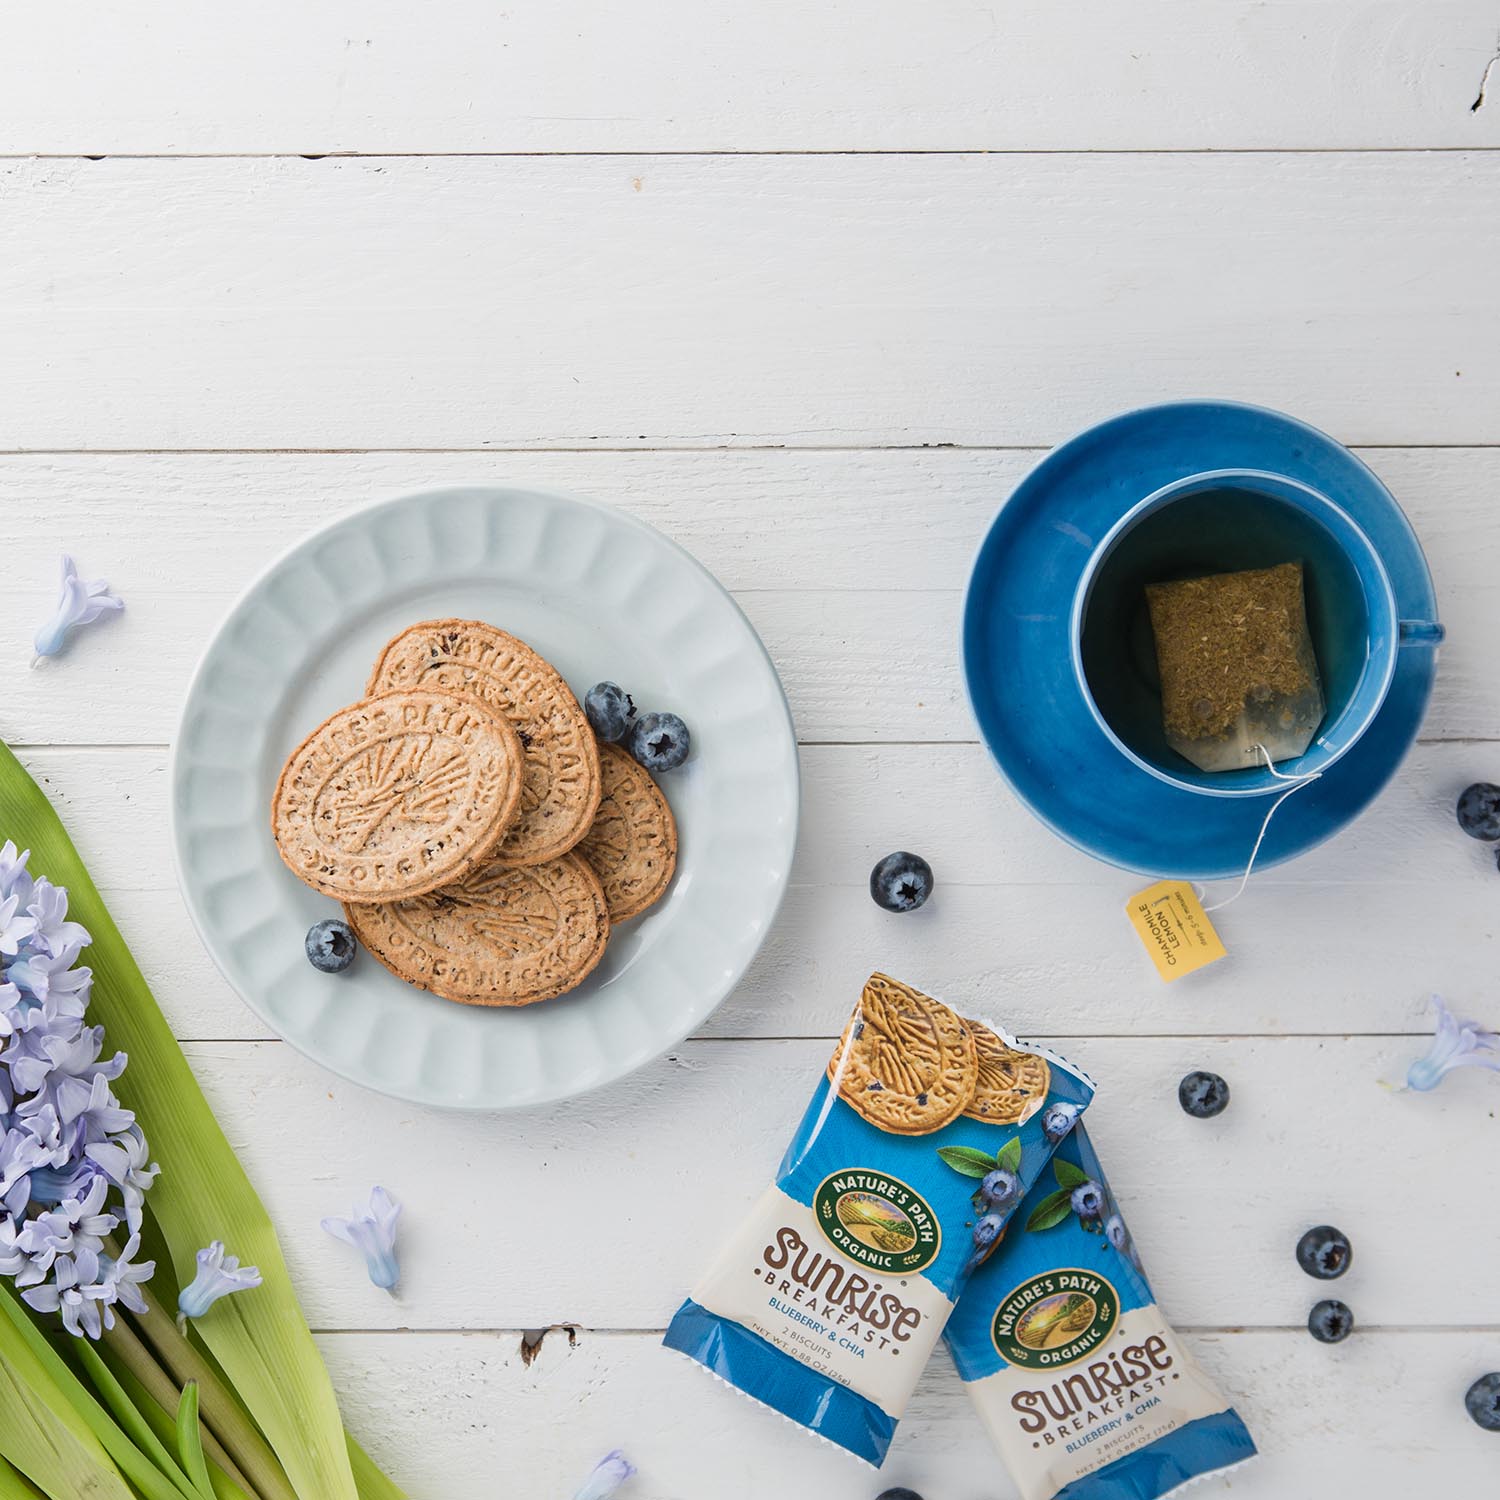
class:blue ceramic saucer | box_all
[961,402,1441,879]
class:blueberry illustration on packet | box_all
[663,973,1095,1465]
[944,1121,1256,1497]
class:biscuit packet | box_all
[944,1120,1256,1498]
[662,973,1095,1465]
[1146,561,1325,772]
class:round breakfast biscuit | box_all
[345,852,610,1006]
[271,691,525,904]
[576,743,678,922]
[962,1019,1051,1126]
[367,620,602,867]
[826,972,979,1136]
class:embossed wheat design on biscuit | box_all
[586,805,629,867]
[472,909,548,953]
[468,865,525,902]
[415,640,535,714]
[330,738,469,852]
[516,763,547,814]
[462,866,556,953]
[979,1052,1022,1090]
[862,986,941,1095]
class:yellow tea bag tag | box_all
[1126,880,1227,982]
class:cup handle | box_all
[1398,619,1445,647]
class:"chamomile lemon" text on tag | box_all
[1125,880,1227,982]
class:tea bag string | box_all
[1193,744,1322,913]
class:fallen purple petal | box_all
[1406,994,1500,1092]
[32,554,124,663]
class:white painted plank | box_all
[2,3,1498,154]
[0,448,1010,594]
[0,448,1494,742]
[2,446,1497,595]
[320,1328,1500,1499]
[178,1035,1500,1333]
[9,582,1496,745]
[1,154,1497,450]
[16,741,1500,1044]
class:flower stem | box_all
[103,1315,258,1499]
[123,1299,297,1500]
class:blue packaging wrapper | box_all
[663,973,1095,1465]
[943,1120,1256,1498]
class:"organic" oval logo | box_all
[813,1170,941,1275]
[991,1268,1120,1369]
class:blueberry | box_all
[980,1169,1020,1209]
[1041,1102,1080,1144]
[973,1213,1005,1248]
[1307,1299,1353,1344]
[1465,1372,1500,1431]
[1070,1181,1105,1221]
[305,919,356,973]
[1178,1070,1230,1118]
[875,1491,925,1500]
[1296,1225,1352,1280]
[629,711,690,772]
[869,851,934,913]
[1103,1214,1129,1253]
[1457,783,1500,840]
[584,681,634,742]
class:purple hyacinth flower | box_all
[1,856,159,1338]
[1406,995,1500,1092]
[0,892,37,959]
[177,1241,262,1327]
[322,1186,402,1291]
[573,1450,636,1499]
[32,555,123,663]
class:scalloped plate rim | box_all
[168,484,800,1110]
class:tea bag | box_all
[1145,561,1324,773]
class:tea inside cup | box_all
[1072,470,1398,797]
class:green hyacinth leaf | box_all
[175,1385,215,1500]
[0,741,383,1500]
[0,1289,189,1500]
[74,1338,202,1500]
[0,1459,47,1499]
[348,1434,408,1500]
[0,1291,135,1500]
[90,1336,252,1500]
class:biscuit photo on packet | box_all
[665,973,1094,1466]
[826,971,980,1135]
[964,1020,1052,1126]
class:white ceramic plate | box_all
[170,487,799,1109]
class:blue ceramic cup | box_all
[1071,469,1444,797]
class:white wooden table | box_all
[4,5,1500,1495]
